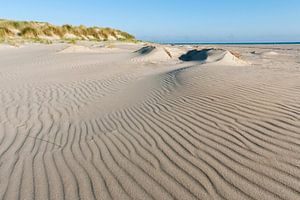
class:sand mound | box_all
[59,45,96,53]
[164,46,186,58]
[135,46,156,54]
[260,51,279,56]
[59,45,123,54]
[132,45,182,63]
[179,48,246,65]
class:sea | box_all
[162,42,300,45]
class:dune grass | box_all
[42,25,64,37]
[0,19,136,44]
[19,27,40,38]
[0,27,14,38]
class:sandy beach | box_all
[0,42,300,200]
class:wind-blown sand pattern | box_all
[0,43,300,200]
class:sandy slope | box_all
[0,43,300,200]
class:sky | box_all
[1,0,300,43]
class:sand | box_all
[0,42,300,200]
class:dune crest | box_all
[132,45,173,63]
[131,45,185,63]
[0,19,136,45]
[180,48,247,65]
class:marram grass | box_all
[0,19,136,44]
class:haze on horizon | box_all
[1,0,300,43]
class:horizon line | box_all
[157,41,300,45]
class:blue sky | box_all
[1,0,300,42]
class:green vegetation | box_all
[67,38,77,44]
[20,27,40,38]
[0,19,137,44]
[42,25,64,37]
[0,27,14,38]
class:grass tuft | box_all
[19,27,40,38]
[0,27,14,38]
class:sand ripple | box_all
[0,44,300,200]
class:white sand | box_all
[0,43,300,200]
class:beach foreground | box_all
[0,42,300,200]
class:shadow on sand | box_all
[179,49,213,61]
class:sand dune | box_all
[0,19,136,43]
[260,51,279,57]
[59,45,98,53]
[0,43,300,200]
[131,45,184,63]
[180,48,247,65]
[59,44,126,54]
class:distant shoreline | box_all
[160,42,300,45]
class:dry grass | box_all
[0,19,136,44]
[0,27,14,38]
[19,27,40,38]
[42,25,64,37]
[230,50,242,59]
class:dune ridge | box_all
[0,43,300,200]
[179,48,247,65]
[131,46,173,63]
[0,19,136,44]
